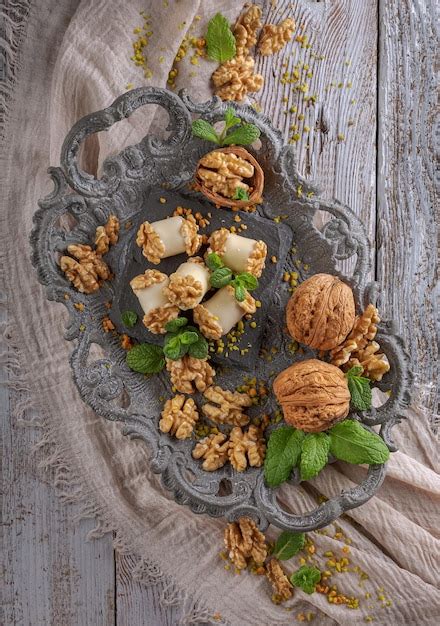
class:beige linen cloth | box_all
[1,1,439,624]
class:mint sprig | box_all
[206,13,236,63]
[126,343,165,374]
[264,426,304,487]
[290,566,321,594]
[233,187,250,201]
[273,532,305,560]
[299,433,330,481]
[206,253,259,302]
[121,310,138,328]
[265,417,390,489]
[163,320,208,361]
[192,108,260,147]
[329,420,390,465]
[346,366,372,411]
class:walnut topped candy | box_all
[286,273,355,351]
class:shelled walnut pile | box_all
[223,517,293,602]
[60,215,119,294]
[212,5,296,102]
[330,304,390,381]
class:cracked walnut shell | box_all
[202,385,252,427]
[166,355,215,394]
[286,274,355,351]
[195,147,264,209]
[192,433,229,471]
[224,517,267,569]
[273,359,350,432]
[330,304,380,365]
[258,18,295,56]
[159,395,199,440]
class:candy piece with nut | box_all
[273,359,350,432]
[208,228,267,277]
[194,285,256,340]
[286,273,355,351]
[130,270,179,334]
[136,216,201,264]
[164,257,210,310]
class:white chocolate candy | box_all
[208,228,267,278]
[153,216,187,257]
[136,216,201,264]
[165,258,210,310]
[130,270,169,315]
[203,286,245,335]
[222,233,258,274]
[194,285,257,339]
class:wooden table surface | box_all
[2,1,437,624]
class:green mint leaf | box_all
[191,119,220,144]
[163,335,183,360]
[206,13,236,63]
[346,367,372,411]
[188,336,209,359]
[224,107,241,130]
[233,187,249,201]
[126,343,165,374]
[236,272,258,290]
[165,317,188,333]
[210,266,233,288]
[346,365,363,377]
[222,123,261,146]
[180,331,199,345]
[299,433,330,481]
[273,532,305,561]
[206,252,224,271]
[264,426,305,487]
[234,283,246,302]
[121,310,138,328]
[329,420,390,465]
[290,566,321,594]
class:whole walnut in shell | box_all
[286,274,355,350]
[273,359,350,432]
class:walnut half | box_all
[224,517,267,570]
[166,355,215,394]
[159,395,199,440]
[265,559,294,602]
[202,385,252,427]
[258,18,295,56]
[192,433,229,471]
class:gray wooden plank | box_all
[377,0,438,415]
[1,348,116,625]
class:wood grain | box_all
[377,0,438,414]
[2,0,438,624]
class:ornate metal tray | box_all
[31,87,411,531]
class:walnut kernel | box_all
[192,433,229,471]
[159,395,199,439]
[224,517,267,570]
[202,385,253,427]
[258,18,295,56]
[166,355,215,394]
[265,559,294,602]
